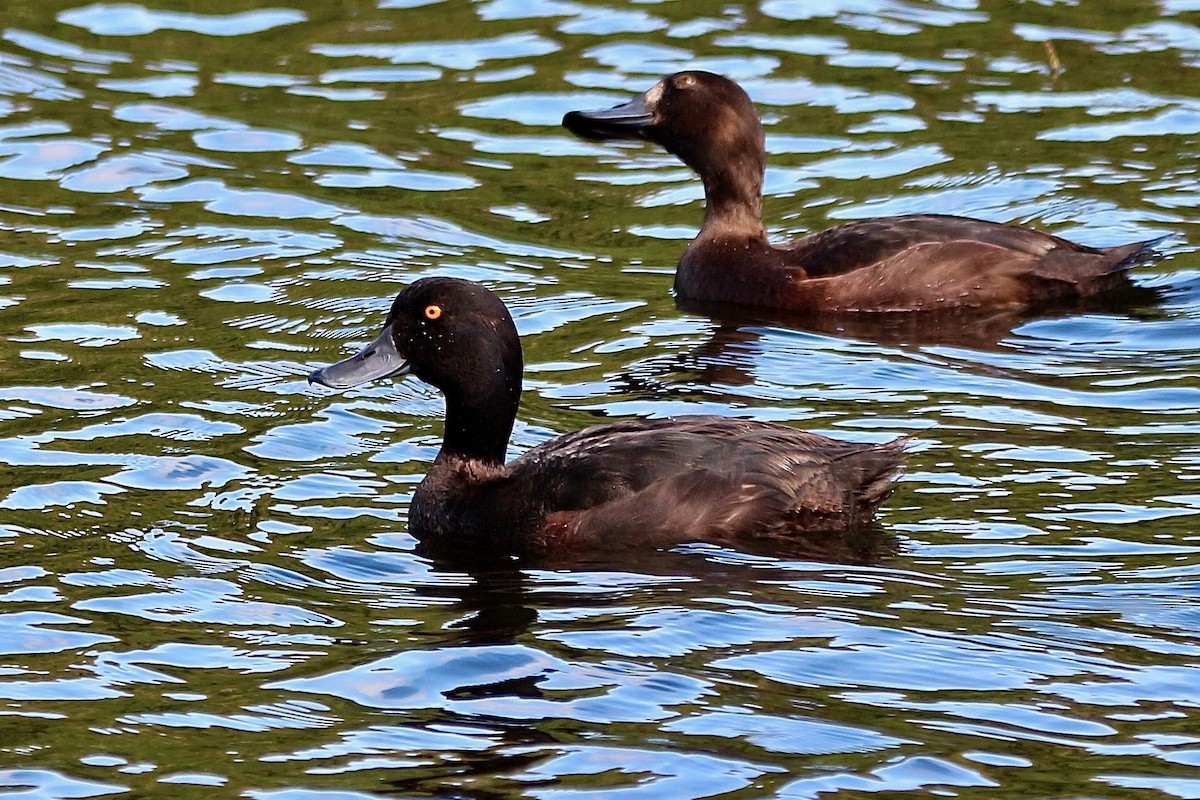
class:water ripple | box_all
[59,4,307,37]
[0,1,1197,797]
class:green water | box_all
[1,0,1199,797]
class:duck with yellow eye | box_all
[309,277,905,555]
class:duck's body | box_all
[563,71,1158,313]
[414,415,902,551]
[309,278,903,555]
[677,213,1151,312]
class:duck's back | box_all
[434,416,904,552]
[680,214,1157,312]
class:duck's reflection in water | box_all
[600,281,1167,404]
[420,517,897,646]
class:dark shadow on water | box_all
[542,523,899,572]
[418,520,898,643]
[369,524,900,797]
[372,555,548,798]
[417,551,537,646]
[596,280,1170,396]
[677,278,1167,353]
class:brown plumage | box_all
[309,278,904,556]
[563,71,1159,313]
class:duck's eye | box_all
[423,304,443,320]
[673,74,697,90]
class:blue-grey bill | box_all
[562,96,654,140]
[308,326,410,389]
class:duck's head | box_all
[563,71,765,184]
[309,277,523,420]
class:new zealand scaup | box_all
[309,277,905,554]
[562,71,1159,313]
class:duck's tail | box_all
[850,437,908,522]
[1026,233,1169,301]
[1102,234,1171,276]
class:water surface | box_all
[2,0,1200,797]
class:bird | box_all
[562,70,1160,314]
[308,277,905,556]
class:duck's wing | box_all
[791,214,1151,277]
[783,215,1160,311]
[506,416,904,550]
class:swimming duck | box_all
[308,277,904,554]
[562,71,1158,313]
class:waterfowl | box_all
[308,277,904,555]
[562,71,1159,313]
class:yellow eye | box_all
[424,304,443,320]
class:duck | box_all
[562,71,1160,313]
[308,277,905,555]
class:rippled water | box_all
[2,0,1199,797]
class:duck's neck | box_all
[441,403,513,467]
[437,355,522,468]
[694,148,767,242]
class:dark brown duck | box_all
[563,71,1159,313]
[309,277,904,555]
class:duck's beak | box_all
[308,325,410,389]
[562,94,655,141]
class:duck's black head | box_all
[563,72,766,224]
[310,277,523,464]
